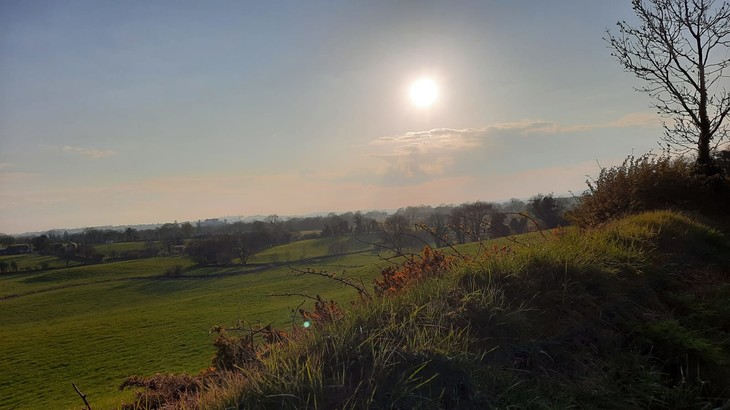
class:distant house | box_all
[49,242,78,255]
[172,245,186,255]
[0,244,31,255]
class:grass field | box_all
[93,241,160,258]
[248,234,379,264]
[0,253,83,271]
[0,243,390,409]
[0,232,543,409]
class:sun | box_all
[409,78,438,107]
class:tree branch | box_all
[72,382,92,410]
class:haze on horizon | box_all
[0,1,662,235]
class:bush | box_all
[164,265,184,278]
[140,241,160,258]
[568,153,729,227]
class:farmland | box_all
[0,237,390,409]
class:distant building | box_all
[49,242,78,255]
[0,244,31,255]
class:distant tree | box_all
[124,227,139,242]
[461,201,494,242]
[488,212,510,238]
[78,243,103,263]
[141,241,160,258]
[509,216,529,235]
[0,235,14,247]
[322,213,350,237]
[10,260,18,272]
[32,235,51,253]
[82,228,103,244]
[353,211,365,234]
[381,214,411,253]
[425,212,451,248]
[157,223,182,253]
[365,218,380,234]
[0,261,7,273]
[606,0,730,172]
[502,198,526,213]
[528,194,566,229]
[237,233,259,265]
[449,206,468,244]
[180,222,195,239]
[59,244,76,267]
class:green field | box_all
[248,235,379,264]
[0,243,388,409]
[0,253,84,271]
[93,241,160,258]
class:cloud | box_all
[0,172,38,188]
[604,112,661,128]
[371,127,484,155]
[42,145,118,159]
[365,112,661,185]
[60,145,118,159]
[367,121,581,184]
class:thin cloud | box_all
[366,113,660,185]
[0,172,37,184]
[42,144,118,159]
[368,120,578,183]
[604,112,661,128]
[371,127,484,155]
[61,145,117,159]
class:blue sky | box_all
[0,1,663,234]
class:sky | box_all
[0,0,665,234]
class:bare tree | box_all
[606,0,730,171]
[380,214,411,253]
[461,201,494,242]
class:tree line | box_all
[0,195,571,268]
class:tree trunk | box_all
[697,125,715,175]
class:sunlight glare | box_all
[409,78,438,107]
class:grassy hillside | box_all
[141,211,729,409]
[248,235,379,264]
[3,211,728,409]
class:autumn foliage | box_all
[299,295,344,324]
[374,246,453,295]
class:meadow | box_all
[0,237,390,409]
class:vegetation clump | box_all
[568,153,730,227]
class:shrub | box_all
[164,265,183,278]
[140,241,160,258]
[568,153,729,227]
[374,246,453,295]
[119,373,205,410]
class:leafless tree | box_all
[606,0,730,171]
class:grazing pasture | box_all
[0,243,391,409]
